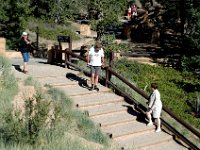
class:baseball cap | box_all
[22,32,28,36]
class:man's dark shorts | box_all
[91,66,101,75]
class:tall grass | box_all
[0,63,111,149]
[0,56,18,112]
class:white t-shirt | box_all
[89,46,104,66]
[148,89,162,110]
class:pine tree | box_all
[0,0,32,49]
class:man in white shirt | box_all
[87,42,105,91]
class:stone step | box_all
[140,140,188,150]
[115,131,172,150]
[56,84,111,96]
[27,65,77,78]
[91,111,138,127]
[36,76,78,86]
[102,121,154,138]
[80,101,130,117]
[73,92,124,107]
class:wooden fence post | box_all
[66,36,72,69]
[105,52,115,87]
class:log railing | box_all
[56,47,200,150]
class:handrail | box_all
[107,67,200,139]
[65,50,200,137]
[64,50,200,149]
[65,50,87,62]
[106,78,200,150]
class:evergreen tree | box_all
[31,0,90,23]
[0,0,32,49]
[89,0,128,40]
[182,6,200,72]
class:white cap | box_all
[22,32,28,36]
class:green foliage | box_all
[0,61,110,149]
[187,92,200,117]
[46,86,73,110]
[0,56,18,111]
[181,7,200,73]
[90,20,98,31]
[185,8,200,51]
[31,0,90,23]
[114,59,200,130]
[0,83,110,149]
[102,34,129,59]
[76,113,95,131]
[24,77,41,89]
[89,0,127,39]
[29,18,80,41]
[0,0,32,49]
[82,128,109,145]
[45,137,95,150]
[181,55,200,73]
[72,111,108,145]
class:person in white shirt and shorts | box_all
[87,42,105,91]
[146,83,162,133]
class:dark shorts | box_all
[146,107,152,113]
[21,52,30,62]
[91,66,101,75]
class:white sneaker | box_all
[155,128,161,133]
[147,121,153,126]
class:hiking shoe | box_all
[94,85,99,92]
[23,70,28,74]
[155,128,161,133]
[147,121,153,126]
[89,85,95,91]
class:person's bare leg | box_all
[155,118,161,132]
[23,62,27,71]
[91,74,95,85]
[89,74,95,90]
[94,74,99,86]
[146,112,153,126]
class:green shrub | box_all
[90,20,98,31]
[0,56,18,111]
[82,128,109,146]
[28,18,80,41]
[101,35,129,60]
[181,55,200,72]
[113,58,200,130]
[0,84,110,149]
[46,86,73,110]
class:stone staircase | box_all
[11,60,189,150]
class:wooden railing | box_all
[55,47,200,150]
[105,67,200,150]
